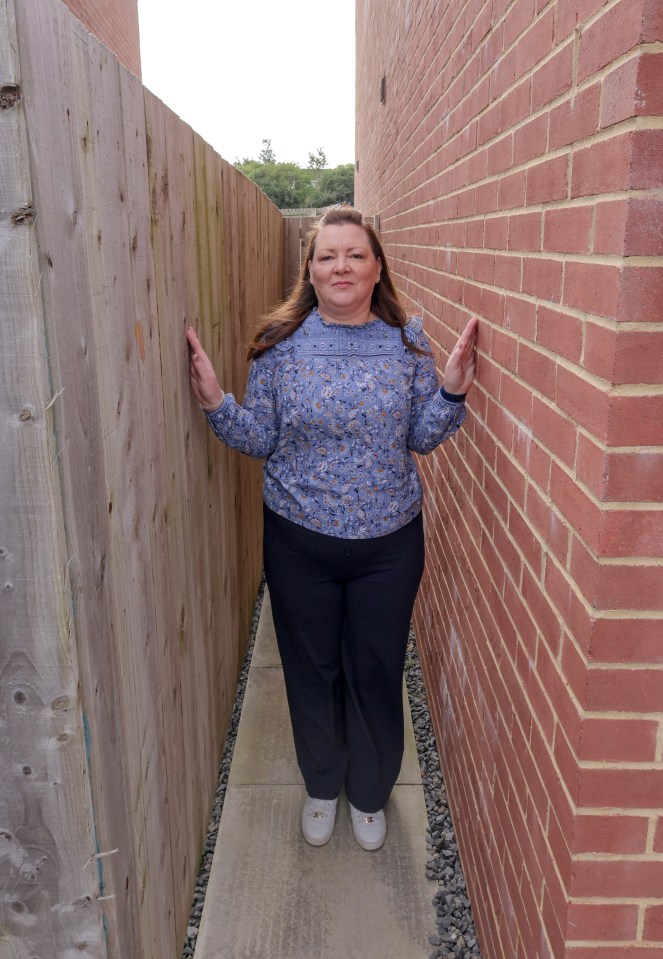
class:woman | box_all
[187,205,477,852]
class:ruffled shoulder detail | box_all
[405,314,424,334]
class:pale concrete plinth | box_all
[194,590,436,959]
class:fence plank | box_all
[0,1,105,955]
[3,0,283,955]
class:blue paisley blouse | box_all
[205,308,467,539]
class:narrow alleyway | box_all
[190,591,441,959]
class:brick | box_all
[543,205,593,255]
[486,134,514,176]
[574,434,607,500]
[624,198,663,257]
[656,817,663,853]
[521,564,563,645]
[575,550,663,612]
[579,766,663,809]
[571,133,631,197]
[504,295,536,338]
[573,814,649,855]
[599,510,663,559]
[475,179,498,215]
[526,483,569,564]
[482,288,506,325]
[490,45,518,100]
[478,99,502,146]
[536,304,583,363]
[562,261,620,319]
[545,561,595,653]
[516,8,555,77]
[616,266,663,324]
[593,199,629,255]
[518,340,557,400]
[566,948,663,959]
[550,462,601,548]
[485,214,509,249]
[508,212,542,252]
[491,326,518,372]
[532,396,576,467]
[526,155,568,205]
[588,616,663,665]
[531,41,574,111]
[522,256,563,303]
[503,0,537,49]
[553,0,611,43]
[570,859,663,900]
[585,666,663,713]
[566,902,639,942]
[601,53,663,128]
[494,252,522,292]
[559,634,589,708]
[603,449,663,503]
[497,170,527,212]
[607,394,663,447]
[513,113,549,165]
[645,905,663,943]
[630,130,663,189]
[643,0,663,40]
[579,715,659,761]
[593,194,663,259]
[500,78,532,132]
[512,421,553,492]
[549,84,601,150]
[578,0,645,82]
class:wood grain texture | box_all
[2,0,284,955]
[0,1,104,956]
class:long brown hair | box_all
[247,205,427,358]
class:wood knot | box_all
[19,408,32,421]
[51,695,72,711]
[11,205,35,226]
[0,85,20,109]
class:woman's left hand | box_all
[442,316,478,396]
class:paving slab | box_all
[194,592,435,959]
[194,785,436,959]
[251,590,280,667]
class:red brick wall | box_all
[63,0,141,75]
[356,1,663,957]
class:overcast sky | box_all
[137,0,356,169]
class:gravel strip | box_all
[405,629,483,959]
[182,582,265,957]
[182,585,482,959]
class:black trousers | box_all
[263,505,425,813]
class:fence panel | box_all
[1,0,283,955]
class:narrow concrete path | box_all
[194,591,436,959]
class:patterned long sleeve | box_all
[204,350,279,458]
[405,318,467,454]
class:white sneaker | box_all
[349,803,386,850]
[301,796,338,846]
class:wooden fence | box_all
[0,0,283,956]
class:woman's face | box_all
[308,223,382,320]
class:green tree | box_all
[258,138,276,163]
[307,147,327,170]
[235,144,354,210]
[236,159,312,209]
[309,164,355,207]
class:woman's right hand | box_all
[186,327,224,411]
